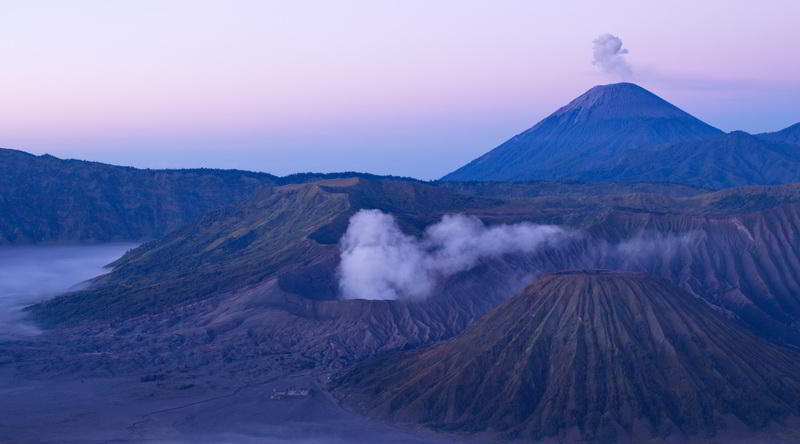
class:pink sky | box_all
[1,1,798,178]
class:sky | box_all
[1,1,799,179]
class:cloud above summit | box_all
[592,34,633,79]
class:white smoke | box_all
[337,210,572,300]
[592,33,632,79]
[616,231,699,266]
[586,231,702,270]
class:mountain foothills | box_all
[442,83,800,188]
[333,271,800,443]
[3,82,800,443]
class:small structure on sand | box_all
[268,388,311,400]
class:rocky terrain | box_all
[333,271,800,443]
[28,177,800,349]
[0,176,795,441]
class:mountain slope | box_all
[574,131,800,188]
[26,178,800,349]
[0,148,278,244]
[27,177,501,324]
[334,271,800,443]
[759,122,800,146]
[442,83,722,182]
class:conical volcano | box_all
[334,270,800,443]
[442,83,722,182]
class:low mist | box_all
[337,210,573,300]
[0,243,136,338]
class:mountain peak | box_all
[553,82,697,121]
[581,81,652,98]
[442,83,722,182]
[725,130,760,141]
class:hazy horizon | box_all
[2,1,799,179]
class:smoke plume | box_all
[337,210,572,300]
[592,33,632,79]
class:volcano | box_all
[334,270,800,443]
[442,83,722,182]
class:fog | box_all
[0,243,137,338]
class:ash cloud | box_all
[337,210,572,300]
[592,33,632,79]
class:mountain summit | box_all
[334,270,800,443]
[549,82,708,121]
[442,83,722,182]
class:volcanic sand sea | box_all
[0,244,466,443]
[0,369,469,443]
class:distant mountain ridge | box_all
[575,130,800,188]
[758,122,800,145]
[442,83,800,188]
[0,148,433,245]
[0,148,279,244]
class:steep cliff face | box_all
[0,148,278,244]
[333,271,800,443]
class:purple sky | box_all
[2,1,798,179]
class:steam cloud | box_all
[590,231,702,269]
[337,210,704,301]
[337,210,572,300]
[592,33,632,78]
